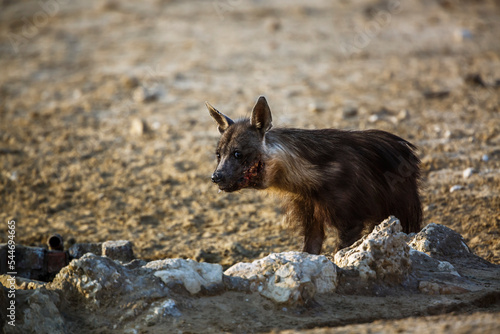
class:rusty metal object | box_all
[47,234,64,251]
[0,234,70,281]
[47,251,69,274]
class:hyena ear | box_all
[206,101,234,134]
[250,96,272,136]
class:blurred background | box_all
[1,0,499,266]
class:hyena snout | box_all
[211,171,224,184]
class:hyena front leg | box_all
[302,223,325,255]
[301,200,326,255]
[285,198,325,254]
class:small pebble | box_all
[368,114,379,123]
[158,299,181,317]
[130,118,150,136]
[308,102,324,113]
[397,109,410,121]
[453,28,473,42]
[72,89,82,100]
[462,167,475,179]
[9,171,18,181]
[133,86,158,103]
[265,18,282,32]
[342,106,358,118]
[151,121,161,130]
[464,73,486,87]
[424,203,437,212]
[388,116,399,125]
[482,154,489,162]
[133,87,147,102]
[121,75,139,89]
[449,185,464,193]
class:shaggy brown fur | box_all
[207,96,422,254]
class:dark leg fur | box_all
[304,201,329,254]
[302,222,325,255]
[297,199,365,254]
[285,198,326,255]
[336,221,365,252]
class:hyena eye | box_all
[234,151,242,159]
[216,152,220,160]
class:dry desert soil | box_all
[1,0,499,333]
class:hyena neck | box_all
[262,129,322,195]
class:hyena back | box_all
[207,96,422,254]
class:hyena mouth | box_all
[238,160,264,189]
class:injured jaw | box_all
[239,160,264,188]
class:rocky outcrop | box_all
[334,216,411,284]
[47,253,169,307]
[2,218,499,334]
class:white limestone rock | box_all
[224,251,338,304]
[145,258,223,294]
[334,216,411,283]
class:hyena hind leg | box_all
[335,221,365,253]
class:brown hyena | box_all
[207,96,422,254]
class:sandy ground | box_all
[1,0,499,332]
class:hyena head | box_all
[206,96,272,192]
